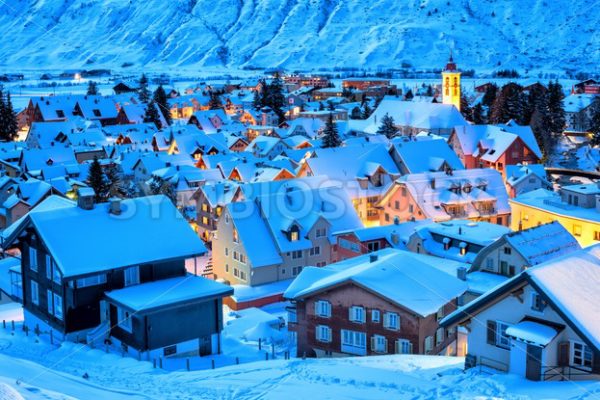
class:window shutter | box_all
[395,340,399,354]
[486,320,497,345]
[383,338,388,353]
[326,302,331,317]
[408,342,413,354]
[326,327,331,342]
[314,301,319,316]
[383,312,389,328]
[371,336,376,352]
[558,342,570,366]
[361,308,366,323]
[316,326,321,341]
[349,307,354,321]
[397,315,401,330]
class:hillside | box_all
[0,0,598,73]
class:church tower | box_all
[442,52,461,111]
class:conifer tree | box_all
[266,73,286,124]
[376,113,399,139]
[547,80,566,134]
[362,103,372,119]
[138,73,151,103]
[86,81,99,96]
[144,101,162,129]
[404,89,414,101]
[350,106,362,120]
[149,175,178,205]
[481,83,498,108]
[471,103,486,125]
[208,91,223,110]
[460,93,473,121]
[2,92,18,141]
[153,85,172,126]
[322,113,342,148]
[530,92,554,158]
[252,89,262,111]
[105,166,122,197]
[87,157,109,202]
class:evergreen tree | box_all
[252,89,262,111]
[266,73,286,124]
[530,92,554,158]
[350,106,362,119]
[322,113,342,148]
[589,98,600,146]
[547,80,566,134]
[138,73,151,103]
[361,103,372,119]
[87,157,109,202]
[318,102,325,111]
[86,81,99,96]
[404,89,414,101]
[2,92,18,141]
[376,113,399,139]
[125,180,139,199]
[144,101,162,129]
[460,92,473,121]
[490,83,524,124]
[327,100,336,111]
[481,83,498,108]
[105,166,122,197]
[208,91,223,110]
[149,175,177,205]
[153,85,172,126]
[471,103,486,124]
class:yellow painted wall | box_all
[442,71,461,111]
[510,201,600,248]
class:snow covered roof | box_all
[465,271,509,295]
[384,168,510,222]
[4,195,206,278]
[363,97,467,133]
[75,95,118,120]
[442,244,600,352]
[503,221,581,266]
[505,164,548,187]
[105,275,232,312]
[506,321,558,346]
[390,138,464,173]
[452,122,542,162]
[284,248,467,317]
[20,147,78,172]
[248,135,284,157]
[510,189,600,224]
[120,103,167,127]
[563,94,596,113]
[334,219,431,250]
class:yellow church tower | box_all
[442,52,461,111]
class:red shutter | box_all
[486,321,497,345]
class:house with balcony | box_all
[378,168,511,227]
[297,144,401,226]
[449,121,542,177]
[2,190,232,359]
[510,184,600,247]
[441,244,600,381]
[284,248,467,358]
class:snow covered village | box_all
[0,1,600,399]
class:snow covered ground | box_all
[0,303,599,399]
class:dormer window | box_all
[92,109,102,117]
[56,110,65,118]
[289,225,300,242]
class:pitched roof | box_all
[284,248,467,317]
[4,195,206,277]
[390,138,464,173]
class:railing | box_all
[542,365,593,381]
[478,356,509,373]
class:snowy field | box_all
[0,303,598,399]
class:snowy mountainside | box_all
[0,0,598,72]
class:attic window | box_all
[93,109,102,117]
[289,225,300,242]
[46,158,54,166]
[56,110,65,118]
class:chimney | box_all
[77,187,95,210]
[109,198,122,215]
[369,254,378,263]
[457,266,467,281]
[390,232,399,245]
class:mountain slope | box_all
[0,0,598,72]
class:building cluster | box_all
[0,59,598,382]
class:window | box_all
[202,216,209,225]
[394,200,400,210]
[341,329,366,349]
[201,203,208,212]
[290,230,299,242]
[56,110,65,118]
[503,247,512,255]
[594,231,600,241]
[349,306,365,323]
[225,248,229,256]
[408,204,414,213]
[436,328,445,345]
[436,307,445,321]
[45,255,52,280]
[233,268,239,277]
[239,271,247,281]
[531,292,546,312]
[316,325,332,342]
[31,280,39,305]
[76,274,107,288]
[424,336,434,353]
[117,307,132,333]
[233,251,239,261]
[309,246,321,256]
[573,224,582,237]
[493,321,511,350]
[571,341,593,369]
[124,266,140,287]
[401,187,407,197]
[53,293,63,320]
[239,253,246,264]
[485,258,494,271]
[225,264,229,273]
[233,228,239,243]
[371,309,381,323]
[292,266,302,276]
[314,300,331,318]
[291,250,303,259]
[47,289,54,315]
[384,312,400,330]
[367,242,380,253]
[29,247,38,272]
[371,335,387,353]
[92,109,102,117]
[396,339,413,354]
[316,228,326,238]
